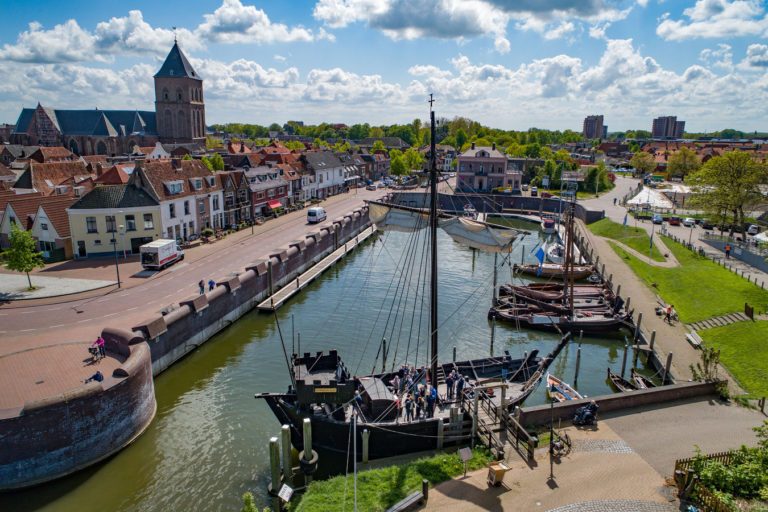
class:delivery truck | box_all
[140,239,184,270]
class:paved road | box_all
[1,179,455,354]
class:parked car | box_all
[668,216,681,226]
[747,224,760,235]
[366,184,377,191]
[652,214,664,225]
[701,219,714,230]
[530,187,538,197]
[541,191,553,199]
[682,217,696,227]
[307,207,327,224]
[522,184,529,191]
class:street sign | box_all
[561,171,585,182]
[459,447,473,462]
[278,484,294,502]
[542,176,550,188]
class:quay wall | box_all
[516,381,718,427]
[0,329,156,490]
[388,192,605,223]
[132,206,372,375]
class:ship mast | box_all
[428,95,439,386]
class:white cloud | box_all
[0,20,98,63]
[94,10,201,55]
[273,54,287,62]
[197,0,332,44]
[743,43,768,67]
[657,0,768,40]
[699,43,733,69]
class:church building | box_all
[10,42,205,156]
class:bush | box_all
[201,228,214,237]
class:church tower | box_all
[154,42,206,145]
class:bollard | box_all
[269,437,281,512]
[436,420,444,449]
[267,259,274,297]
[634,313,643,341]
[601,263,606,276]
[650,330,656,352]
[625,296,631,312]
[574,347,582,387]
[362,429,370,464]
[303,418,313,461]
[662,352,673,385]
[281,425,293,484]
[608,273,613,290]
[422,479,429,501]
[620,343,629,379]
[471,394,479,447]
[616,284,621,297]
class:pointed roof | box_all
[154,42,201,80]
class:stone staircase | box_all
[689,312,751,332]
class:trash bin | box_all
[487,462,510,487]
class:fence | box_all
[674,450,738,512]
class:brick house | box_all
[245,166,289,216]
[456,143,521,192]
[219,169,251,228]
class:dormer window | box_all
[206,176,215,186]
[191,178,202,190]
[55,185,68,195]
[166,181,184,194]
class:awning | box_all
[268,200,283,209]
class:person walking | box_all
[208,279,215,291]
[613,197,617,206]
[96,336,106,359]
[724,243,731,259]
[198,279,205,295]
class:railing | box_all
[674,451,735,473]
[502,410,537,462]
[674,450,738,512]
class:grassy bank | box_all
[609,236,768,323]
[699,321,768,398]
[292,448,492,512]
[588,218,666,262]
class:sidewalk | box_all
[0,274,115,300]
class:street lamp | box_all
[112,227,122,289]
[120,224,127,259]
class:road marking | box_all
[126,306,138,311]
[77,319,90,323]
[103,312,118,318]
[20,311,36,314]
[95,298,109,303]
[51,324,66,328]
[19,328,36,332]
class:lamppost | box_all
[112,226,122,288]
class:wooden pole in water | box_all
[625,296,631,312]
[281,425,293,485]
[493,252,498,305]
[649,330,656,352]
[269,437,281,512]
[662,352,673,385]
[267,259,274,297]
[490,316,496,357]
[616,284,621,298]
[620,343,629,379]
[634,313,643,341]
[574,346,582,387]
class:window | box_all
[319,174,323,184]
[198,201,205,214]
[143,213,154,230]
[339,169,342,177]
[268,189,275,198]
[166,181,183,194]
[257,192,264,200]
[213,195,220,210]
[9,215,16,225]
[206,176,215,186]
[41,222,48,231]
[106,215,116,233]
[86,216,98,233]
[125,215,136,231]
[192,178,202,190]
[184,201,190,215]
[278,187,284,195]
[94,239,102,245]
[74,187,85,197]
[169,203,176,219]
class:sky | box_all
[1,0,768,133]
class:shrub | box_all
[201,228,214,237]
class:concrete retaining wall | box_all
[132,206,371,375]
[389,192,605,223]
[0,328,156,490]
[516,381,718,427]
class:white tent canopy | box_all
[626,188,674,209]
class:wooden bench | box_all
[686,331,703,349]
[385,491,424,512]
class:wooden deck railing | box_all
[674,450,738,512]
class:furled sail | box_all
[369,202,428,232]
[438,216,519,252]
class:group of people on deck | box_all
[389,365,475,423]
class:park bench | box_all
[686,331,703,349]
[384,491,425,512]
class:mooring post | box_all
[269,437,281,512]
[578,330,583,346]
[616,284,621,297]
[436,420,444,449]
[490,317,496,357]
[649,330,656,352]
[281,425,293,485]
[601,263,606,275]
[662,352,673,385]
[267,259,274,297]
[500,385,507,419]
[302,418,313,462]
[620,343,629,378]
[362,429,370,464]
[634,313,643,341]
[608,273,613,290]
[574,347,582,387]
[422,479,429,501]
[625,296,631,312]
[633,342,639,368]
[471,393,479,448]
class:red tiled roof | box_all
[30,146,74,163]
[21,161,93,196]
[80,155,109,164]
[136,159,222,202]
[94,165,130,185]
[37,196,77,237]
[5,193,65,230]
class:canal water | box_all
[2,218,646,512]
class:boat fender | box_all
[585,312,593,317]
[298,449,319,475]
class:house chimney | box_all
[172,158,182,170]
[471,142,476,150]
[95,162,104,177]
[240,141,245,153]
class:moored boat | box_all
[631,368,656,389]
[607,368,637,392]
[546,373,583,402]
[513,263,595,280]
[541,217,557,234]
[546,243,565,264]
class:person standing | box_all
[425,386,435,418]
[96,336,106,359]
[445,372,454,400]
[724,243,731,259]
[404,394,414,422]
[208,279,215,291]
[198,279,205,295]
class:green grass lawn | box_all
[698,321,768,398]
[293,448,492,512]
[588,217,666,261]
[608,236,768,323]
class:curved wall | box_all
[0,329,156,490]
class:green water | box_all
[1,219,642,511]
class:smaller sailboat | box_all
[546,373,583,402]
[607,368,637,392]
[630,368,656,389]
[541,216,557,234]
[546,243,565,264]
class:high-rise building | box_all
[652,116,685,139]
[582,115,604,140]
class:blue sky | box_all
[1,0,767,132]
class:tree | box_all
[455,129,468,152]
[403,147,424,171]
[5,224,45,290]
[201,156,214,171]
[687,151,767,231]
[389,149,407,175]
[667,147,700,178]
[371,140,386,153]
[369,126,385,138]
[630,151,655,176]
[209,153,225,171]
[283,140,305,151]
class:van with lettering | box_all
[307,207,327,224]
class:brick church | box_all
[10,42,205,156]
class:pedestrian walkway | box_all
[0,274,115,301]
[688,312,751,332]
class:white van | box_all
[307,207,327,224]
